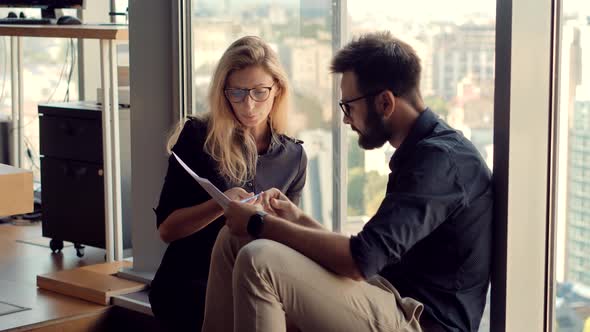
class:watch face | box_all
[247,213,264,238]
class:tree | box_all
[347,167,365,216]
[348,135,364,169]
[424,95,450,120]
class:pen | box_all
[240,191,263,203]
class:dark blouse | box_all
[152,116,307,283]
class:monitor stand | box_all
[40,7,62,21]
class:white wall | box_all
[128,0,177,272]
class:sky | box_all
[348,0,496,21]
[192,0,590,22]
[347,0,590,21]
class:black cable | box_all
[47,38,71,103]
[23,136,39,171]
[8,117,38,134]
[64,38,76,102]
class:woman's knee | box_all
[213,225,239,252]
[215,225,232,246]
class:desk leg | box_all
[9,36,23,168]
[17,37,23,168]
[100,39,115,263]
[109,39,124,262]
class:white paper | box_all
[172,152,231,209]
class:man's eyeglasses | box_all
[339,91,382,118]
[224,83,276,103]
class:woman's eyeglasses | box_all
[224,83,276,103]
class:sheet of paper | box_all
[172,152,231,209]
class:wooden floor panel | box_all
[0,222,110,331]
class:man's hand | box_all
[261,188,302,223]
[224,201,259,237]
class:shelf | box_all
[0,24,128,40]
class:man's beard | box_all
[357,103,392,150]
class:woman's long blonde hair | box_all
[168,36,291,185]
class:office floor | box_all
[0,220,109,331]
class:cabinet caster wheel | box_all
[74,243,85,258]
[50,239,64,253]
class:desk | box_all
[0,24,129,262]
[0,163,33,216]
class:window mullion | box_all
[332,0,348,232]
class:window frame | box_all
[492,0,558,331]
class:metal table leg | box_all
[10,36,23,168]
[100,39,115,262]
[109,39,123,261]
[100,38,124,262]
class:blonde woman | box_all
[149,36,307,331]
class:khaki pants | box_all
[202,226,424,332]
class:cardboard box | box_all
[0,163,33,217]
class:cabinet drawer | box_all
[39,115,103,163]
[40,157,106,248]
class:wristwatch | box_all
[247,210,268,239]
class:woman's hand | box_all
[261,188,302,223]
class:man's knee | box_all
[233,239,283,281]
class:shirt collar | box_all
[389,107,438,171]
[264,124,282,155]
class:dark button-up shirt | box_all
[350,109,493,332]
[153,116,307,283]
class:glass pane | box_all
[113,0,129,24]
[190,0,334,229]
[555,2,590,331]
[345,1,495,331]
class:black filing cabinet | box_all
[38,101,132,256]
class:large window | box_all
[189,5,495,327]
[189,0,495,238]
[554,1,590,330]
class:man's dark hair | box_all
[331,31,422,103]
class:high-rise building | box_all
[279,37,332,98]
[299,129,333,229]
[431,23,495,101]
[556,18,584,283]
[565,15,590,287]
[567,97,590,286]
[279,38,333,123]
